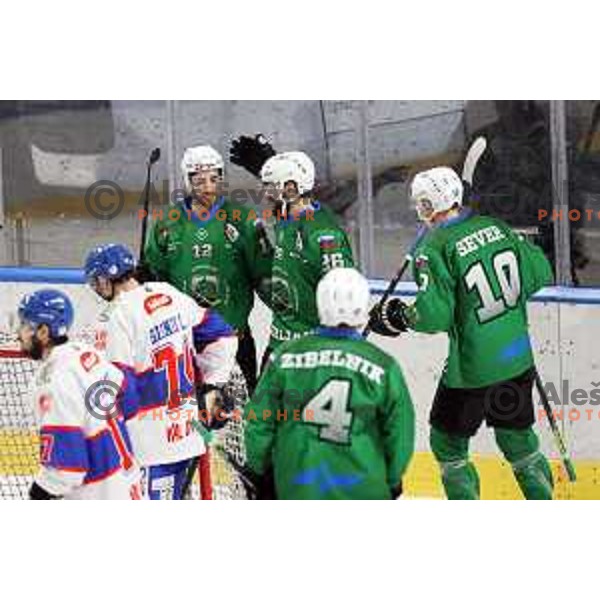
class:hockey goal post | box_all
[0,269,249,500]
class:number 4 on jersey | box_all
[302,380,353,444]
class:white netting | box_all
[0,346,38,499]
[185,366,250,500]
[0,328,249,500]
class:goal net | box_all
[0,338,39,499]
[0,284,250,500]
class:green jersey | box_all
[143,197,272,330]
[244,329,415,500]
[408,210,553,388]
[268,202,355,350]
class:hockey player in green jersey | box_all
[258,151,355,362]
[369,166,554,500]
[142,145,272,392]
[244,267,415,500]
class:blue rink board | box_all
[1,267,600,305]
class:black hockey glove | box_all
[196,384,235,431]
[229,134,276,178]
[368,298,410,338]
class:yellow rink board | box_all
[3,430,600,499]
[404,452,600,500]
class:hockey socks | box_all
[494,427,554,500]
[430,427,480,500]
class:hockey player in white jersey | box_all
[84,243,238,499]
[17,288,142,500]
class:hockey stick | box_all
[362,136,488,338]
[181,424,214,500]
[534,373,577,482]
[182,419,258,500]
[139,147,161,263]
[461,136,487,192]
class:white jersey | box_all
[95,281,237,467]
[31,342,142,500]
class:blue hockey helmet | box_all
[84,243,136,283]
[18,288,74,338]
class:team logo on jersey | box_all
[225,223,239,243]
[144,293,173,315]
[191,268,222,306]
[271,268,298,316]
[195,227,209,242]
[80,351,101,372]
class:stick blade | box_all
[462,136,487,185]
[564,458,577,483]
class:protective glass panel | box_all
[0,100,171,266]
[565,100,600,285]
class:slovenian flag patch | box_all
[319,234,339,250]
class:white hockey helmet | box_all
[180,145,224,194]
[317,267,371,328]
[260,151,315,196]
[410,166,463,222]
